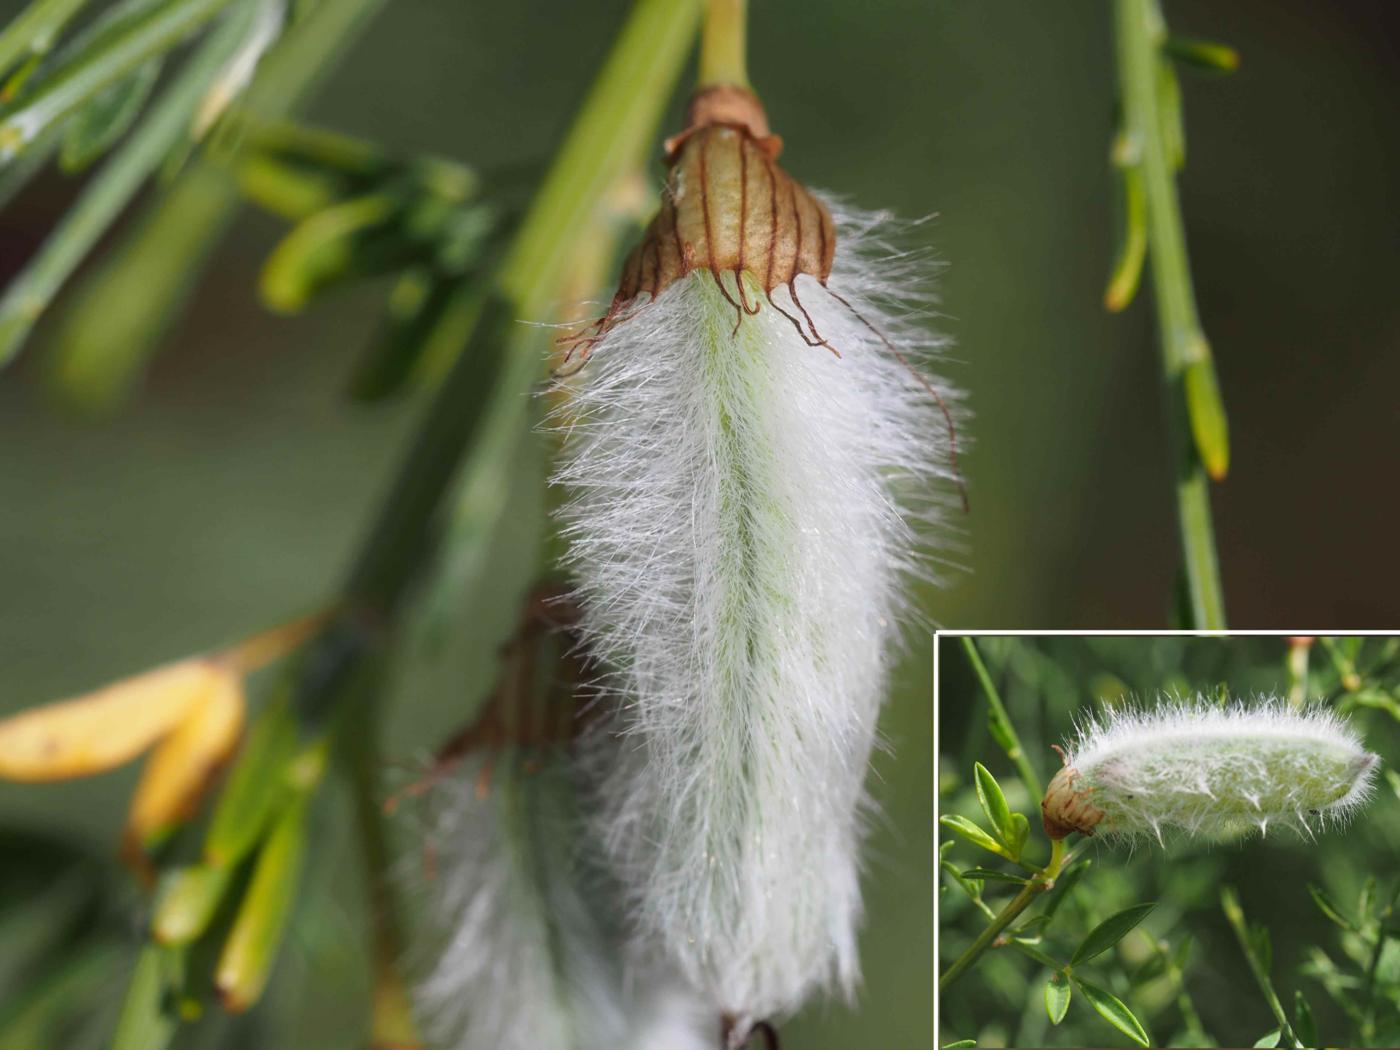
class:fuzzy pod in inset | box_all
[552,85,962,1033]
[1041,698,1380,844]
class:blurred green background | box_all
[938,634,1400,1048]
[0,0,1397,1046]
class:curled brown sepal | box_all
[1041,762,1106,841]
[559,84,838,367]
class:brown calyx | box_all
[1040,764,1105,840]
[555,88,971,514]
[559,86,837,365]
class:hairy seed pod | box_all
[554,85,962,1032]
[1041,698,1380,844]
[403,754,711,1050]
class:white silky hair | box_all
[552,202,962,1027]
[406,753,712,1050]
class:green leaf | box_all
[1252,1028,1282,1048]
[1386,768,1400,803]
[1308,883,1356,932]
[1045,972,1071,1024]
[1171,932,1194,973]
[1104,157,1146,311]
[1359,876,1377,921]
[1183,346,1229,481]
[1071,902,1156,967]
[1074,976,1151,1047]
[152,864,234,946]
[938,815,1012,860]
[973,763,1017,851]
[1250,922,1272,974]
[940,1041,976,1049]
[112,942,182,1050]
[258,192,402,312]
[961,867,1029,885]
[59,55,161,172]
[214,792,309,1012]
[348,271,471,402]
[1156,57,1186,171]
[1015,915,1052,937]
[1164,36,1241,73]
[986,715,1015,756]
[1293,989,1318,1049]
[1129,952,1167,985]
[1008,812,1030,859]
[203,698,298,867]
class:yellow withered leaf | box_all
[0,659,222,781]
[125,672,246,858]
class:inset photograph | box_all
[937,634,1400,1049]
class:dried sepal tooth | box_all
[568,85,837,359]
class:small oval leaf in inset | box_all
[1071,902,1156,967]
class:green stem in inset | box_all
[1221,886,1299,1048]
[698,0,748,89]
[1112,0,1228,630]
[960,637,1041,800]
[939,837,1068,992]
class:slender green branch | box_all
[1112,0,1228,629]
[698,0,748,88]
[939,856,998,921]
[1361,920,1394,1043]
[960,637,1042,800]
[939,837,1067,992]
[342,658,420,1049]
[348,0,700,613]
[1221,886,1298,1048]
[109,2,700,1036]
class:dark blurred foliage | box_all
[939,634,1400,1048]
[1,0,1398,1046]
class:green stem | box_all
[1361,924,1391,1043]
[303,0,699,1034]
[1221,886,1298,1048]
[347,0,700,612]
[960,637,1041,801]
[1112,0,1227,630]
[698,0,748,88]
[939,837,1066,992]
[342,660,420,1049]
